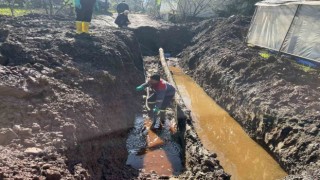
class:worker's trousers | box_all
[76,0,96,22]
[148,93,175,124]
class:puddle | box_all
[126,114,183,176]
[170,66,287,180]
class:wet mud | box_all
[139,56,230,179]
[0,14,144,179]
[1,12,318,180]
[179,16,320,178]
[170,66,287,180]
[126,115,183,176]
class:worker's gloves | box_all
[136,85,144,91]
[153,107,160,114]
[75,0,81,9]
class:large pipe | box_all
[159,48,182,104]
[158,48,191,124]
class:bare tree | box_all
[177,0,213,21]
[144,0,159,17]
[48,0,54,15]
[6,0,15,16]
[55,0,73,15]
[208,0,259,17]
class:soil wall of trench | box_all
[0,14,144,179]
[0,14,229,179]
[2,13,318,179]
[179,16,320,178]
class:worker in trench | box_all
[136,74,176,130]
[74,0,96,34]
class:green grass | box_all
[259,51,271,59]
[0,8,32,16]
[295,63,316,73]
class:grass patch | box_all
[0,8,32,16]
[294,63,317,73]
[259,51,271,59]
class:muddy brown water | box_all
[170,67,287,180]
[126,115,183,176]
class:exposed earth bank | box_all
[0,14,229,180]
[1,13,319,179]
[179,16,320,178]
[0,14,144,179]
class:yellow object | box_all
[259,51,271,59]
[76,21,82,34]
[82,22,90,34]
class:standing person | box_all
[74,0,96,34]
[114,10,131,28]
[136,74,176,130]
[116,0,129,14]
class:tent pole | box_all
[277,4,301,58]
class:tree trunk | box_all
[48,0,53,16]
[43,0,49,14]
[6,0,15,16]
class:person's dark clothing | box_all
[115,13,130,27]
[148,94,174,110]
[76,0,96,22]
[140,79,176,109]
[116,2,129,13]
[148,92,175,123]
[140,79,176,125]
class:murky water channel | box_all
[126,115,183,176]
[170,66,287,180]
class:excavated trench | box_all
[0,14,227,179]
[0,14,318,180]
[132,17,319,180]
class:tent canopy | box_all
[247,0,320,62]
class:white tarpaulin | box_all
[280,5,320,61]
[247,1,320,62]
[247,5,298,51]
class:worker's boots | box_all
[82,22,90,34]
[76,21,82,34]
[75,21,90,34]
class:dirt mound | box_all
[179,16,320,178]
[0,14,144,179]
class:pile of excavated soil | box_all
[0,14,144,179]
[179,16,320,178]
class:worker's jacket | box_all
[141,79,176,108]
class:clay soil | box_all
[0,14,144,179]
[0,13,229,180]
[139,56,230,179]
[179,16,320,178]
[1,12,319,180]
